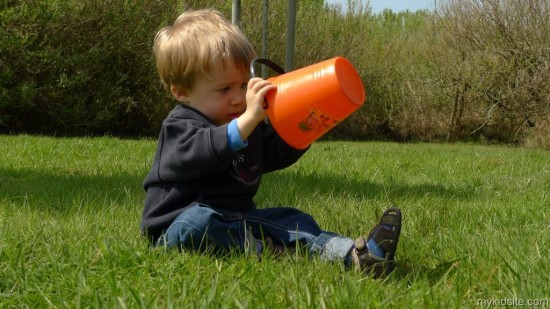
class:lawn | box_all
[1,135,548,308]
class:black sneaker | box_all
[350,207,402,277]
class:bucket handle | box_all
[250,58,286,109]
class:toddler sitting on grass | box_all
[141,8,402,277]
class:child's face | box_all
[174,62,248,126]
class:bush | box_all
[0,0,178,136]
[1,0,548,149]
[417,0,549,145]
[0,0,397,140]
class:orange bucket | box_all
[251,57,365,149]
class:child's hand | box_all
[246,77,276,121]
[237,78,276,141]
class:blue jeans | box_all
[157,203,355,264]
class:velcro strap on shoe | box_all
[372,227,397,253]
[379,215,400,226]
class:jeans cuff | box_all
[314,234,355,262]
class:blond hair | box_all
[153,9,256,91]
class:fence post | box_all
[232,0,241,28]
[285,0,297,71]
[262,0,269,78]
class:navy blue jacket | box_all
[141,104,308,242]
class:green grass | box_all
[1,135,548,308]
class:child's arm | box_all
[260,121,310,173]
[236,77,275,141]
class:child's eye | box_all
[241,83,247,90]
[218,87,230,94]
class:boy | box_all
[141,8,402,277]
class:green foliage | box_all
[429,0,550,145]
[1,135,549,307]
[1,0,549,148]
[0,0,178,136]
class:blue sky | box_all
[325,0,436,14]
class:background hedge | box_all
[1,0,548,148]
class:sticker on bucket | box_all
[298,108,339,133]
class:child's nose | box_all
[231,91,245,106]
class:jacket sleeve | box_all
[260,121,309,173]
[150,116,236,183]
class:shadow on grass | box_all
[1,165,477,284]
[261,169,477,203]
[391,256,468,286]
[0,167,145,212]
[1,162,476,213]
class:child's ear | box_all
[170,85,189,102]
